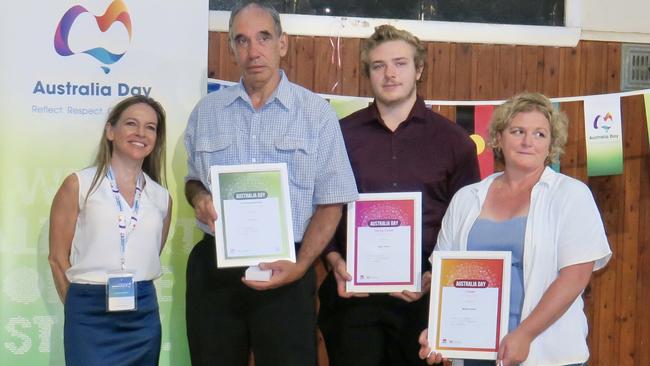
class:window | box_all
[210,0,564,26]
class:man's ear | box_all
[416,63,424,81]
[279,32,288,57]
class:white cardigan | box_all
[435,167,611,366]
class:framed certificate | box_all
[210,163,295,268]
[346,192,422,293]
[427,251,511,360]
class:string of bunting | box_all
[208,79,650,178]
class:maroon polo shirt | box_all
[325,97,480,269]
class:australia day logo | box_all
[593,112,614,133]
[54,0,132,74]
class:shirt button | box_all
[252,158,257,163]
[392,155,397,160]
[252,135,257,139]
[393,182,398,187]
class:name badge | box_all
[106,271,136,312]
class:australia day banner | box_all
[0,1,207,365]
[583,94,624,176]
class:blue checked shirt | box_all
[185,71,358,241]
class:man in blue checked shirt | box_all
[183,2,358,366]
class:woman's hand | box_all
[497,328,533,366]
[418,329,444,365]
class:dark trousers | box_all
[186,234,317,366]
[318,272,430,366]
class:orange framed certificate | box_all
[427,251,511,360]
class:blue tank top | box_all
[467,216,526,333]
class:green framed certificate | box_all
[210,163,296,268]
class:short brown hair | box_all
[488,92,568,165]
[360,24,426,78]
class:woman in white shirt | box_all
[49,95,172,366]
[418,93,611,366]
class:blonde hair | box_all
[87,95,167,199]
[488,92,568,165]
[360,24,426,78]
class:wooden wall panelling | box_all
[287,36,315,89]
[559,47,582,98]
[217,32,240,81]
[558,45,585,181]
[608,44,638,366]
[313,37,340,94]
[208,32,221,79]
[515,45,543,92]
[583,40,621,366]
[430,42,453,100]
[493,45,517,99]
[428,42,456,120]
[619,95,643,366]
[339,38,361,96]
[358,56,373,98]
[540,47,560,97]
[471,44,496,100]
[451,44,472,100]
[636,119,650,366]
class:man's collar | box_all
[360,96,427,126]
[223,70,292,110]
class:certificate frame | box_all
[346,192,422,293]
[210,163,295,268]
[427,251,511,360]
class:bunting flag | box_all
[330,99,372,119]
[455,105,496,179]
[583,94,624,176]
[643,93,650,144]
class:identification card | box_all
[106,271,136,312]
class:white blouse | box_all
[435,167,611,366]
[65,166,169,284]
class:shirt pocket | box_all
[274,137,316,190]
[195,135,236,176]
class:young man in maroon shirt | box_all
[318,25,480,366]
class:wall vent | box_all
[621,44,650,91]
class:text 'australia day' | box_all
[33,81,152,97]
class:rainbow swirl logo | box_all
[593,112,614,132]
[54,0,132,74]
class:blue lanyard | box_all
[106,166,143,271]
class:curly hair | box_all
[360,24,426,78]
[488,92,568,165]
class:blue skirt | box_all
[64,281,161,366]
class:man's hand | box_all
[241,260,307,290]
[325,252,368,298]
[186,180,217,233]
[390,271,431,302]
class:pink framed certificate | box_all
[346,192,422,293]
[427,251,511,360]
